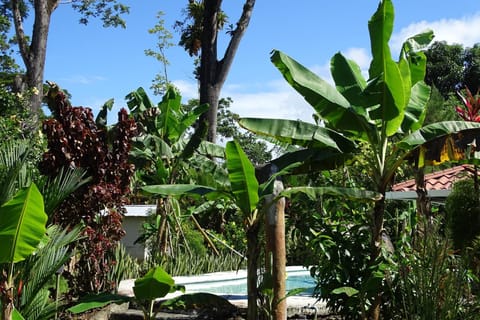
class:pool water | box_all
[187,271,316,296]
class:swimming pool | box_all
[173,266,316,296]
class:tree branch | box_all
[11,0,30,66]
[216,0,255,86]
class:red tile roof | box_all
[391,165,476,192]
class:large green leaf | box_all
[238,118,356,152]
[271,50,371,138]
[280,186,381,202]
[271,149,354,174]
[400,81,431,133]
[398,121,480,150]
[133,266,175,301]
[398,30,434,85]
[142,184,216,197]
[95,98,114,128]
[12,307,25,320]
[180,103,209,131]
[367,0,407,136]
[67,293,131,314]
[158,87,183,142]
[225,141,259,216]
[331,52,367,106]
[399,122,480,167]
[197,141,226,159]
[0,183,47,263]
[126,87,155,115]
[368,0,395,79]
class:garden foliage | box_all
[39,83,138,295]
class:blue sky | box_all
[35,1,480,124]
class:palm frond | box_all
[20,288,61,320]
[18,225,83,318]
[37,166,91,216]
[0,140,31,205]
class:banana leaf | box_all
[133,266,177,301]
[225,140,259,216]
[239,117,356,153]
[142,184,216,197]
[280,186,382,202]
[270,49,371,139]
[0,183,47,263]
[367,0,408,136]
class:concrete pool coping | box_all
[118,266,329,316]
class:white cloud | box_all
[172,79,198,100]
[57,75,106,85]
[391,13,480,51]
[310,62,331,81]
[344,47,371,70]
[224,81,316,124]
[169,78,317,124]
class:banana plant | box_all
[239,1,480,318]
[0,140,88,320]
[67,266,186,320]
[0,183,47,320]
[142,140,262,319]
[127,86,223,257]
[142,139,378,320]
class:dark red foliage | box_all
[40,86,137,294]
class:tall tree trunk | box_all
[12,0,59,128]
[198,0,256,143]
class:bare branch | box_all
[216,0,255,86]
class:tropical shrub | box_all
[15,224,83,320]
[445,179,480,250]
[68,266,186,320]
[0,84,40,140]
[385,214,480,320]
[127,86,216,258]
[0,144,87,320]
[286,185,373,319]
[39,83,138,295]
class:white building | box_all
[121,204,156,260]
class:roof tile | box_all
[392,165,476,192]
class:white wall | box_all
[121,205,156,260]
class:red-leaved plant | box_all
[39,83,137,295]
[455,87,480,122]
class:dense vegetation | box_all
[2,1,480,320]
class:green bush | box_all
[445,179,480,250]
[299,196,373,318]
